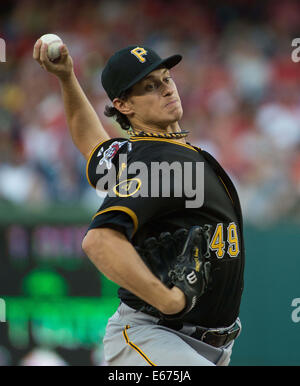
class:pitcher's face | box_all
[120,68,183,129]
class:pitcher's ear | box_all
[113,98,134,115]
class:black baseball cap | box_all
[101,45,182,101]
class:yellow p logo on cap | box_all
[130,47,148,63]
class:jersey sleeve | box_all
[86,137,131,190]
[88,210,134,240]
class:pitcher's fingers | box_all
[33,39,42,63]
[40,43,52,69]
[60,44,69,61]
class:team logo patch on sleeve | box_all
[97,140,128,169]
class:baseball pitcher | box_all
[33,41,244,366]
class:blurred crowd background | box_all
[1,0,300,225]
[1,0,300,367]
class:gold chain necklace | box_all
[129,129,189,139]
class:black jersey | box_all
[86,135,245,328]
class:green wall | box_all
[231,223,300,366]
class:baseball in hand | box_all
[39,34,63,61]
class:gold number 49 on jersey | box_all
[209,222,239,259]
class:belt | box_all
[158,318,241,348]
[190,321,241,348]
[136,302,241,348]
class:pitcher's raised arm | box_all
[33,38,110,160]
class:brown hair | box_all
[104,88,132,131]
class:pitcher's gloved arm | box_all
[82,228,186,315]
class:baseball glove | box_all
[136,225,212,320]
